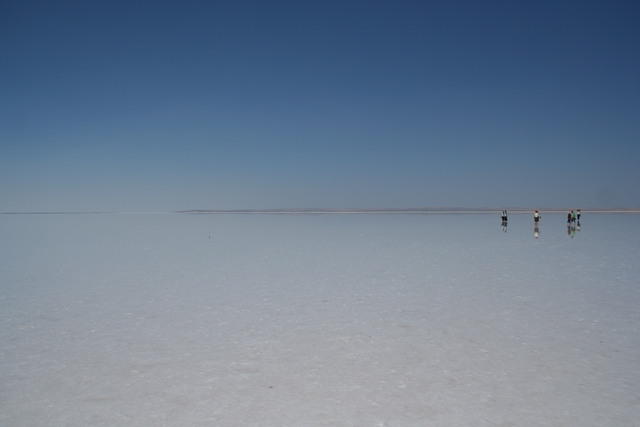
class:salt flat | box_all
[1,213,639,426]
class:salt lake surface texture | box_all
[1,213,639,426]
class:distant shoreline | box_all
[2,208,640,215]
[179,209,640,215]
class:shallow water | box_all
[1,213,639,426]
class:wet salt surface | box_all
[1,213,639,426]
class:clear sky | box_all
[2,0,639,211]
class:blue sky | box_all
[1,0,639,210]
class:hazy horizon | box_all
[2,207,640,215]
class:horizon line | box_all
[2,207,640,215]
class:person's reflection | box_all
[567,222,577,238]
[534,224,540,239]
[501,218,508,232]
[576,220,581,231]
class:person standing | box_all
[533,210,540,223]
[500,210,508,231]
[577,209,581,221]
[567,210,572,223]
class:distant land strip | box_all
[0,211,115,215]
[179,208,640,214]
[2,208,640,215]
